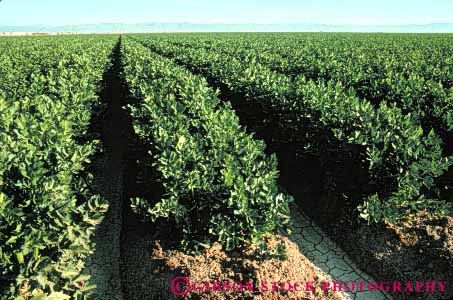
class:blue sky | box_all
[0,0,452,26]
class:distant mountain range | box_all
[1,22,453,33]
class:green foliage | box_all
[1,32,452,299]
[156,32,453,133]
[133,33,452,224]
[122,39,292,253]
[0,36,116,299]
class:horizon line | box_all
[2,21,453,27]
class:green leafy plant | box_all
[123,39,292,253]
[0,35,116,300]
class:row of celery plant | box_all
[0,35,117,300]
[150,34,453,136]
[121,38,292,253]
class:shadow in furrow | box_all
[84,35,182,300]
[84,37,144,300]
[100,38,175,300]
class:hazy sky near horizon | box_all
[0,0,452,26]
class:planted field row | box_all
[150,33,453,89]
[121,38,292,252]
[144,33,453,139]
[131,35,452,225]
[0,36,117,299]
